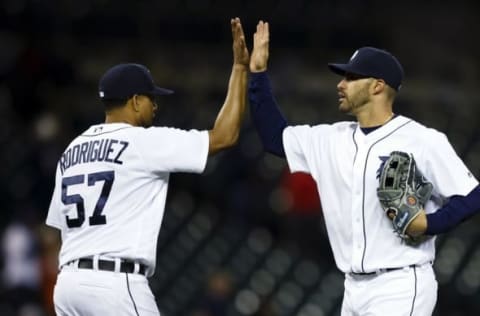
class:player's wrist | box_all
[250,67,267,73]
[233,64,248,71]
[249,61,268,73]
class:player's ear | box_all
[131,95,141,112]
[372,79,385,95]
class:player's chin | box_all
[338,102,350,114]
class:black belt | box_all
[69,258,146,275]
[349,264,418,276]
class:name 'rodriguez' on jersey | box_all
[59,138,130,174]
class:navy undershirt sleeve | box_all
[248,72,288,158]
[426,184,480,234]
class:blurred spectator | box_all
[196,270,234,316]
[0,211,42,316]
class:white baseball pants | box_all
[341,263,437,316]
[54,265,160,316]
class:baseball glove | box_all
[377,151,433,241]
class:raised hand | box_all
[250,20,269,72]
[231,17,249,67]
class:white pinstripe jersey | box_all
[283,115,478,274]
[46,123,209,276]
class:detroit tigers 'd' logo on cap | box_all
[350,50,359,61]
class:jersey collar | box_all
[82,123,133,136]
[355,115,411,143]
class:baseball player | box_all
[248,21,480,315]
[45,18,249,316]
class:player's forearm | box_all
[406,186,480,237]
[425,185,480,234]
[216,64,248,139]
[208,64,247,155]
[249,72,287,157]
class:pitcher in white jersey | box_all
[46,18,250,316]
[248,21,480,315]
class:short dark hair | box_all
[102,98,128,110]
[384,84,397,100]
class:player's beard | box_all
[338,88,370,116]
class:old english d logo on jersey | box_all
[377,156,389,179]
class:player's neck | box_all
[356,110,394,128]
[105,113,137,126]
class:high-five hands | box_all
[231,18,249,67]
[250,21,269,73]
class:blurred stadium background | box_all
[1,0,480,315]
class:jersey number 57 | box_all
[61,171,115,228]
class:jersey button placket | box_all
[350,144,366,272]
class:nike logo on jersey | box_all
[59,138,129,174]
[376,156,389,179]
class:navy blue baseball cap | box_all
[328,47,404,91]
[99,63,173,100]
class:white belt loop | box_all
[133,262,140,274]
[74,259,80,269]
[114,258,121,273]
[93,255,100,270]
